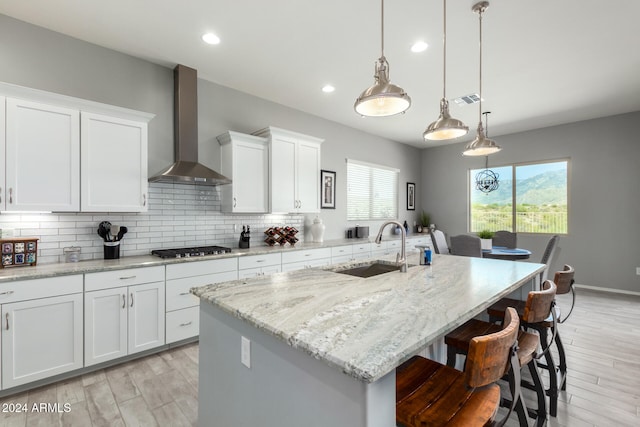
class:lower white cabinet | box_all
[281,248,332,272]
[84,267,165,367]
[238,253,282,279]
[165,258,238,344]
[1,276,83,389]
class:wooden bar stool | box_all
[445,292,553,426]
[486,280,560,417]
[396,307,521,427]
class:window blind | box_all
[347,159,398,220]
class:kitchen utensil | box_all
[116,226,128,241]
[98,221,111,241]
[110,225,120,241]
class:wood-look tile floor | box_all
[0,288,638,427]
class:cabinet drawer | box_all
[0,275,83,304]
[331,254,353,265]
[85,266,165,292]
[352,243,371,255]
[238,265,281,279]
[166,307,199,344]
[281,257,331,272]
[238,253,281,270]
[281,248,331,264]
[331,245,352,257]
[166,257,237,280]
[166,270,237,311]
[387,240,401,250]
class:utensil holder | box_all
[104,241,120,259]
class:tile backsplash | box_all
[0,183,304,265]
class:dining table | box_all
[482,246,532,260]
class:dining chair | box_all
[486,280,561,417]
[429,229,450,254]
[492,230,517,248]
[445,282,558,427]
[450,234,483,258]
[397,307,522,427]
[538,234,559,282]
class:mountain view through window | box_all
[470,160,568,234]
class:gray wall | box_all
[0,14,421,243]
[421,112,640,293]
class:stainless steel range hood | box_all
[149,64,231,186]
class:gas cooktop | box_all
[151,245,232,259]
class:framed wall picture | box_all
[321,170,336,209]
[407,182,416,210]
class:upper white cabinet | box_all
[0,96,5,211]
[5,98,80,211]
[217,131,269,213]
[81,112,148,212]
[254,127,323,213]
[0,82,153,213]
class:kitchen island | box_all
[191,253,545,427]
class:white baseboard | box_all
[574,284,640,297]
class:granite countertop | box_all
[191,253,545,383]
[0,236,427,283]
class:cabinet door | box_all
[270,137,297,212]
[2,293,83,389]
[0,96,5,211]
[232,139,268,212]
[5,98,80,211]
[296,140,321,213]
[128,281,165,355]
[85,287,128,366]
[81,112,148,212]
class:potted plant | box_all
[419,211,431,233]
[477,230,494,251]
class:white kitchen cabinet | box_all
[238,253,282,278]
[352,243,372,260]
[331,245,353,264]
[218,131,268,213]
[84,266,165,366]
[281,248,332,272]
[80,112,148,212]
[254,126,323,213]
[0,96,5,211]
[0,275,83,389]
[165,258,238,344]
[4,98,80,211]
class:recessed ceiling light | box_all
[202,33,221,45]
[411,41,429,53]
[322,85,335,93]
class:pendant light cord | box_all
[443,0,447,99]
[478,5,484,124]
[381,0,385,58]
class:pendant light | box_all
[474,112,500,193]
[463,1,502,156]
[424,0,468,141]
[354,0,411,117]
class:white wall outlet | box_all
[241,336,251,368]
[636,267,640,276]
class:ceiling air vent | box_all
[453,94,481,106]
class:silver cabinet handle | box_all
[0,186,2,203]
[179,292,190,296]
[304,254,311,257]
[179,321,193,327]
[143,193,147,207]
[5,313,8,330]
[9,188,13,204]
[0,290,15,296]
[122,294,126,309]
[130,293,134,307]
[256,259,265,263]
[119,275,136,280]
[233,197,237,208]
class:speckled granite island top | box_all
[192,253,545,383]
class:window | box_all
[469,159,568,234]
[347,159,399,220]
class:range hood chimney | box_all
[149,64,232,186]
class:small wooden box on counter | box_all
[1,237,39,268]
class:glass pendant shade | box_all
[462,121,501,156]
[355,57,411,117]
[424,98,469,140]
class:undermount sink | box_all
[334,261,411,278]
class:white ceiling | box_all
[2,0,639,148]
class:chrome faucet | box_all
[375,220,407,272]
